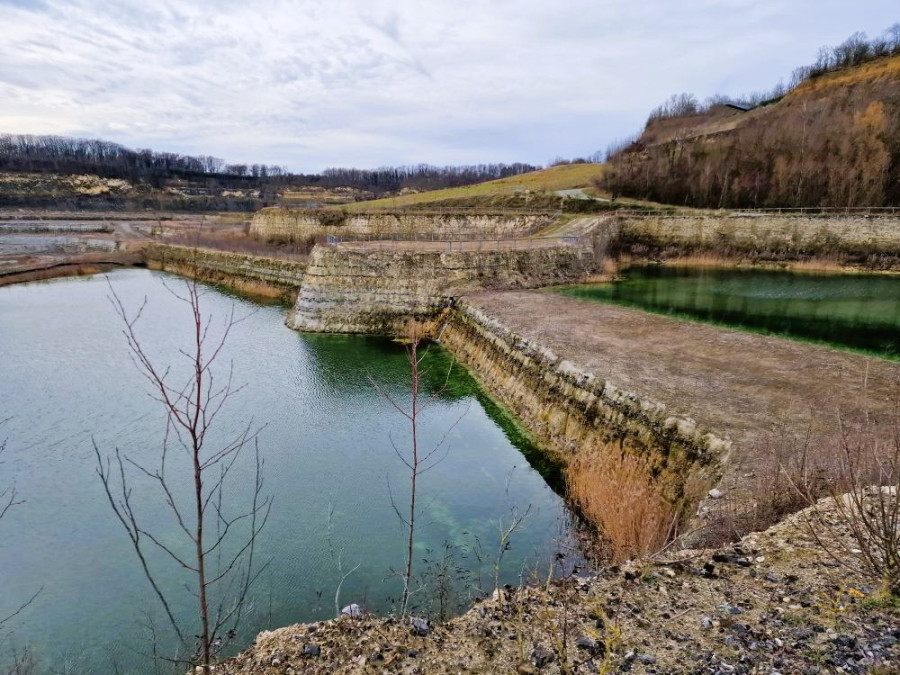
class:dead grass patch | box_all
[566,448,676,561]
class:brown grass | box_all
[701,404,900,553]
[342,164,607,212]
[566,448,676,561]
[146,259,297,304]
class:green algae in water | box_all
[557,266,900,357]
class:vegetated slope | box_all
[342,163,606,211]
[605,45,900,208]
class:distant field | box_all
[343,163,606,211]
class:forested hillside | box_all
[604,28,900,208]
[0,134,538,210]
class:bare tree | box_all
[373,322,465,617]
[94,278,272,671]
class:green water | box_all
[557,266,900,357]
[0,270,572,673]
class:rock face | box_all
[441,302,729,511]
[286,244,594,334]
[613,215,900,270]
[250,209,554,241]
[145,244,307,301]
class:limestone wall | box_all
[287,244,594,334]
[250,208,554,241]
[144,244,307,301]
[441,302,729,510]
[614,215,900,269]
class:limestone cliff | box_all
[287,244,594,334]
[145,244,307,301]
[250,209,554,242]
[441,302,729,513]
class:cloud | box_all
[0,0,894,171]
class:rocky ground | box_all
[218,497,898,674]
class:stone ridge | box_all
[441,301,729,511]
[145,244,308,290]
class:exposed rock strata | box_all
[145,244,307,300]
[440,302,729,510]
[287,245,594,334]
[613,215,900,270]
[251,209,553,241]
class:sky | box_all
[0,0,895,172]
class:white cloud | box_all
[0,0,894,170]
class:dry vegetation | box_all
[605,37,900,208]
[566,450,676,561]
[342,164,606,212]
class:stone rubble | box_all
[218,497,898,674]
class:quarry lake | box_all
[0,270,571,672]
[558,265,900,357]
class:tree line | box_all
[645,25,900,124]
[604,26,900,208]
[0,133,537,195]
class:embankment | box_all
[611,214,900,270]
[441,302,728,542]
[144,244,307,302]
[250,208,554,242]
[287,244,593,333]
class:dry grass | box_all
[700,402,900,568]
[342,164,606,212]
[791,54,900,96]
[566,449,676,561]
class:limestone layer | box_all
[441,302,728,508]
[287,244,594,334]
[251,209,553,241]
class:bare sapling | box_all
[326,502,361,617]
[373,321,465,618]
[94,277,272,671]
[492,468,532,598]
[0,420,42,632]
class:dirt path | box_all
[467,289,900,484]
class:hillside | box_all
[605,50,900,208]
[341,163,606,212]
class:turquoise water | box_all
[557,266,900,357]
[0,270,571,672]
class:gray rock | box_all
[637,654,656,665]
[576,635,597,651]
[531,646,555,668]
[302,644,320,657]
[409,616,431,636]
